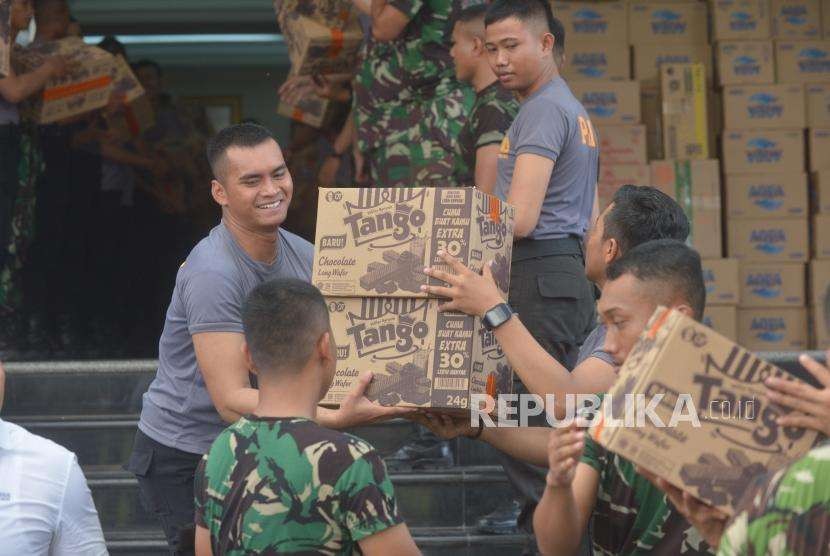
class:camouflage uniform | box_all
[455,82,519,187]
[718,441,830,555]
[195,416,403,555]
[581,436,716,555]
[353,0,476,188]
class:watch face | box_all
[486,303,511,329]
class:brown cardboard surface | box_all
[313,188,515,298]
[703,305,739,339]
[727,218,809,261]
[813,305,829,348]
[0,1,10,78]
[711,0,771,40]
[815,213,830,258]
[561,42,631,81]
[569,80,641,125]
[274,0,354,30]
[738,307,809,350]
[598,163,651,209]
[809,259,830,307]
[277,95,329,128]
[650,159,722,257]
[596,125,648,165]
[775,40,830,83]
[814,170,830,213]
[725,173,808,218]
[661,63,709,159]
[628,2,709,44]
[806,83,830,127]
[739,262,806,307]
[770,0,821,39]
[809,128,830,171]
[641,84,664,159]
[109,55,145,104]
[551,1,628,43]
[13,38,116,124]
[722,129,805,175]
[283,15,363,77]
[722,84,806,129]
[591,307,818,514]
[703,259,741,305]
[323,298,513,410]
[716,40,775,86]
[632,42,712,87]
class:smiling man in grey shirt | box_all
[127,123,407,554]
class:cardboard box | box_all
[0,1,10,78]
[632,42,712,86]
[641,84,664,159]
[597,125,648,165]
[813,305,829,348]
[775,41,830,83]
[825,1,830,39]
[323,297,513,410]
[277,95,330,128]
[569,80,641,125]
[716,41,775,86]
[739,262,806,306]
[561,42,630,81]
[725,173,808,218]
[109,55,145,104]
[814,170,830,212]
[809,259,830,306]
[711,0,771,40]
[703,259,741,305]
[809,128,830,171]
[598,163,651,208]
[274,0,355,30]
[722,84,806,129]
[628,2,709,44]
[590,307,818,514]
[815,213,830,258]
[13,37,116,124]
[283,15,363,77]
[551,1,628,43]
[806,83,830,127]
[770,0,821,38]
[721,129,805,175]
[727,218,809,261]
[738,307,809,350]
[650,159,722,258]
[661,64,709,160]
[313,188,515,298]
[703,305,739,339]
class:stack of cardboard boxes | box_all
[701,258,740,340]
[311,188,515,411]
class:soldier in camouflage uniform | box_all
[353,0,477,187]
[194,279,419,555]
[449,3,518,190]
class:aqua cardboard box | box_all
[739,262,806,307]
[703,304,739,340]
[597,125,648,165]
[770,0,821,39]
[806,83,830,127]
[775,41,830,83]
[562,42,631,81]
[716,40,776,86]
[738,307,809,350]
[722,129,805,175]
[552,1,629,43]
[703,258,741,305]
[725,173,808,218]
[628,1,709,43]
[711,0,771,40]
[809,128,830,172]
[722,84,806,129]
[569,79,641,124]
[632,42,712,86]
[727,217,809,261]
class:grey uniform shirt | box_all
[138,222,314,454]
[495,76,598,240]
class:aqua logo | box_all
[747,93,783,120]
[734,55,761,76]
[781,4,807,26]
[750,317,786,343]
[746,272,782,299]
[703,269,715,293]
[651,10,686,35]
[729,11,757,31]
[797,48,830,74]
[573,53,608,78]
[745,137,782,165]
[573,9,607,34]
[582,92,617,118]
[750,228,786,255]
[748,184,785,211]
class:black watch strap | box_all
[482,303,514,330]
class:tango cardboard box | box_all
[590,307,819,515]
[282,15,363,77]
[322,297,513,411]
[313,188,515,298]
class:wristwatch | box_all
[482,303,515,331]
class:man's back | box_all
[196,416,403,554]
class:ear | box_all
[604,237,620,265]
[472,36,484,55]
[241,341,257,376]
[211,179,228,207]
[318,331,334,365]
[674,303,695,319]
[540,31,555,54]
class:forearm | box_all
[534,485,584,555]
[220,388,259,423]
[0,66,52,104]
[480,427,549,466]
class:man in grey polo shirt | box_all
[126,123,407,555]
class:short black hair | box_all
[206,123,277,179]
[606,239,706,320]
[242,279,330,374]
[485,0,557,36]
[456,3,489,26]
[132,59,162,77]
[603,185,690,255]
[98,35,127,58]
[550,14,565,55]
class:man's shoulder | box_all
[1,420,75,467]
[279,228,314,260]
[181,225,239,278]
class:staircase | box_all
[3,360,531,555]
